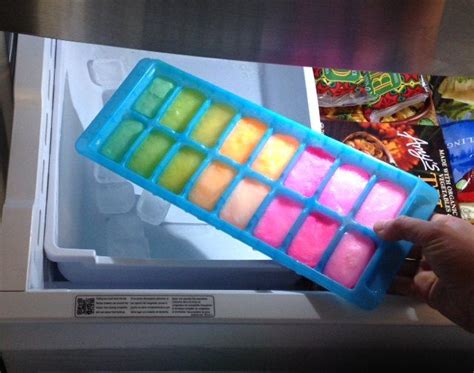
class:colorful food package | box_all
[320,98,438,126]
[441,120,474,183]
[314,68,372,107]
[323,119,460,216]
[378,98,438,125]
[431,76,474,125]
[441,120,474,206]
[320,105,369,123]
[363,73,430,122]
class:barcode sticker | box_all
[75,295,215,318]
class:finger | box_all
[429,213,447,224]
[413,270,438,303]
[373,215,438,244]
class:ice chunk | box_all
[355,181,407,228]
[128,131,175,178]
[158,147,205,194]
[220,178,270,229]
[253,196,302,248]
[99,119,145,162]
[220,118,267,164]
[189,161,236,211]
[324,231,375,288]
[161,88,205,132]
[319,165,370,215]
[134,77,175,118]
[93,164,125,184]
[190,103,236,147]
[288,213,339,267]
[284,147,335,197]
[251,134,299,180]
[136,190,171,226]
[105,213,150,258]
[87,59,126,89]
[96,182,135,214]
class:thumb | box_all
[413,270,438,303]
[374,215,437,245]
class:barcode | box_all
[76,297,95,315]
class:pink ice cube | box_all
[287,213,340,267]
[355,181,407,228]
[284,147,335,197]
[254,196,302,248]
[319,165,370,215]
[324,232,375,288]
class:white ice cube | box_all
[136,190,170,226]
[93,164,125,184]
[105,213,150,259]
[87,58,125,89]
[96,182,135,214]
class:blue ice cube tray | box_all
[76,58,439,309]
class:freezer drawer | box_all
[0,34,463,329]
[46,36,325,288]
[1,34,321,290]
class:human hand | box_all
[374,214,474,333]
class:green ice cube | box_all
[190,103,235,147]
[100,119,144,162]
[158,147,205,194]
[149,77,174,97]
[134,77,174,118]
[161,89,205,132]
[134,91,160,118]
[128,131,175,178]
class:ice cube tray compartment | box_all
[76,58,439,309]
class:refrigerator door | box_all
[0,0,473,75]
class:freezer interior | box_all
[26,37,324,289]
